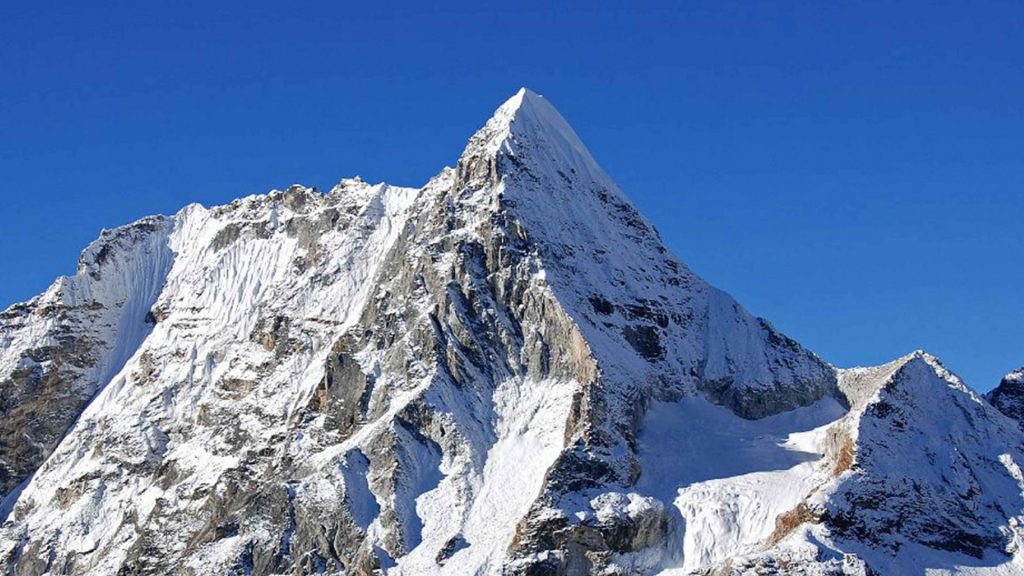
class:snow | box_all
[635,395,846,572]
[387,374,578,575]
[435,377,576,574]
[340,450,380,531]
[0,181,424,573]
[3,88,1024,576]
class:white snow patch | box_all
[395,377,576,575]
[637,395,845,573]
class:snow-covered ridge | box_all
[1,179,424,572]
[1,88,1022,576]
[0,215,174,502]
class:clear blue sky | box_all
[2,1,1021,391]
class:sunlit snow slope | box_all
[1,89,1023,576]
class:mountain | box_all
[1,89,1022,576]
[988,368,1024,427]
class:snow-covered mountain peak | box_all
[812,351,1024,570]
[456,88,614,195]
[449,90,837,420]
[836,349,957,409]
[3,89,1024,576]
[878,350,979,405]
[474,87,579,149]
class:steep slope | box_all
[0,218,173,500]
[0,89,1020,576]
[458,89,837,575]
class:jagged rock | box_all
[1,90,1022,576]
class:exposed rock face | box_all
[987,367,1024,426]
[0,89,1022,576]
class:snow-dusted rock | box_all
[0,89,1021,576]
[720,353,1024,576]
[0,216,173,499]
[988,367,1024,427]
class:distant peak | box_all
[886,349,951,380]
[1004,366,1024,384]
[988,366,1024,425]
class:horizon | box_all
[2,2,1021,392]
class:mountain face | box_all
[1,89,1022,576]
[988,368,1024,427]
